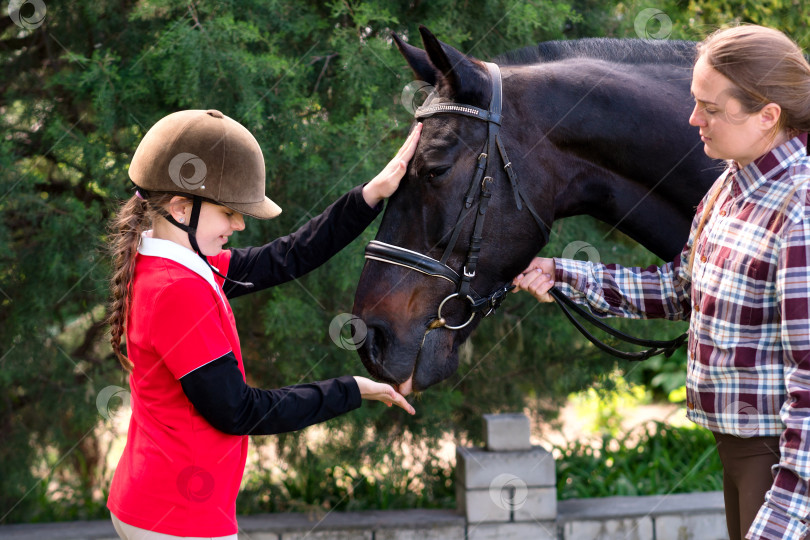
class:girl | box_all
[106,108,421,539]
[513,25,810,540]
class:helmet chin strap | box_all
[137,187,254,289]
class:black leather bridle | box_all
[365,62,538,330]
[365,62,686,360]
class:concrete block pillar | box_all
[483,412,531,451]
[456,413,558,540]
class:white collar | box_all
[138,230,223,300]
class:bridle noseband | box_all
[364,62,549,330]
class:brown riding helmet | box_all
[129,109,281,219]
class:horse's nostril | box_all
[367,325,385,367]
[359,324,387,373]
[356,321,411,384]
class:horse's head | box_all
[353,28,715,392]
[352,27,552,392]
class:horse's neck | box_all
[548,154,696,260]
[505,61,717,260]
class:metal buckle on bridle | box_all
[437,282,515,330]
[479,284,514,316]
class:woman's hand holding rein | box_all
[512,257,556,303]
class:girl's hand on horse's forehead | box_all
[362,123,423,207]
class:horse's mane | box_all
[494,38,697,66]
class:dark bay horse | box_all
[353,27,720,392]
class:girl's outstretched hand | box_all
[353,376,416,415]
[362,123,422,207]
[512,257,557,303]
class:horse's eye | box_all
[426,166,451,182]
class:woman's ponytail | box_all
[687,174,731,273]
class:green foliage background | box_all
[1,0,806,524]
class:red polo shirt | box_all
[108,238,244,536]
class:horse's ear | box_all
[418,25,488,104]
[392,32,437,86]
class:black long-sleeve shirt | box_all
[181,185,381,435]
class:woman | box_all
[513,25,810,540]
[106,108,421,539]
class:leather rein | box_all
[365,62,686,361]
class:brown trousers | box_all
[712,432,781,540]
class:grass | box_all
[554,421,723,499]
[237,444,456,515]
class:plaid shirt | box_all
[554,134,810,539]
